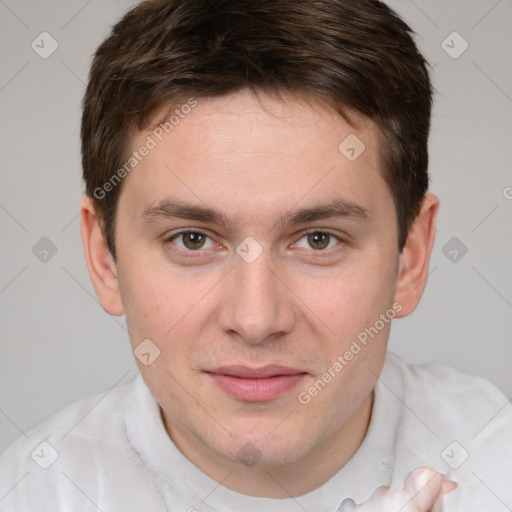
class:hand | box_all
[337,467,457,512]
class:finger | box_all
[433,480,458,511]
[405,467,445,510]
[442,480,458,494]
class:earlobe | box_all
[80,196,124,316]
[394,193,439,318]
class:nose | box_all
[217,249,296,345]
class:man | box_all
[1,0,510,510]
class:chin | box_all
[206,418,319,468]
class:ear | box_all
[80,196,124,316]
[394,193,439,318]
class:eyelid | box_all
[291,228,345,247]
[165,228,214,241]
[165,228,220,253]
[165,227,344,243]
[163,227,348,261]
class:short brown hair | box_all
[81,0,432,260]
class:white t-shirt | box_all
[1,351,511,511]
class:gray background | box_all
[1,0,511,454]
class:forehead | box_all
[119,90,392,227]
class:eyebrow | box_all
[140,199,229,225]
[139,198,371,226]
[278,198,370,225]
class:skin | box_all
[338,467,457,511]
[81,89,438,498]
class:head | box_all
[80,0,438,490]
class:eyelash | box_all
[164,229,346,259]
[164,230,218,259]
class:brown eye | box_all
[182,232,206,250]
[307,232,331,250]
[170,231,214,251]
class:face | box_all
[113,90,401,468]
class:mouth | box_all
[205,365,308,402]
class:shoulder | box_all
[384,350,511,422]
[383,352,512,511]
[0,374,145,510]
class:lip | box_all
[206,365,307,402]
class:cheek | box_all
[303,256,396,407]
[118,256,178,344]
[298,257,397,348]
[119,255,221,355]
[121,275,167,344]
